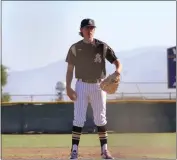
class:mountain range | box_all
[3,46,176,101]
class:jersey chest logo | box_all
[94,53,102,63]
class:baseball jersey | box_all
[65,39,118,80]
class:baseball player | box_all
[65,18,122,159]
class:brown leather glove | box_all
[100,72,121,94]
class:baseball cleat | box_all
[69,150,78,160]
[101,150,114,159]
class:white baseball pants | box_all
[73,80,107,127]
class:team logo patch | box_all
[89,20,93,25]
[94,53,102,63]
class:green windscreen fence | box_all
[1,101,176,134]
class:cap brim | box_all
[82,25,96,28]
[87,25,96,27]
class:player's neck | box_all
[83,37,94,44]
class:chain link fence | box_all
[6,82,176,102]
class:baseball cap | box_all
[80,18,96,28]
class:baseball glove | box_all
[100,72,121,94]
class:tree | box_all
[2,92,11,102]
[1,64,8,87]
[1,64,11,102]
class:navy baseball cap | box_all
[80,18,96,28]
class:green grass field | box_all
[2,133,176,159]
[2,133,176,148]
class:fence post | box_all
[169,92,172,100]
[121,92,124,99]
[30,95,33,102]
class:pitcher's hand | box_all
[66,87,77,101]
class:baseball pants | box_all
[73,80,107,127]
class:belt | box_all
[77,79,101,83]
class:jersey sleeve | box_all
[65,45,76,65]
[105,45,118,64]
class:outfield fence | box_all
[1,100,176,134]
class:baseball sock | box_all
[71,125,82,151]
[97,125,108,152]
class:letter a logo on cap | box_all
[89,20,92,25]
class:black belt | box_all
[77,79,101,83]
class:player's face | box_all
[81,26,95,40]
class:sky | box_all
[2,1,176,71]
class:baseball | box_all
[72,93,77,101]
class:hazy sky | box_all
[2,1,176,71]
